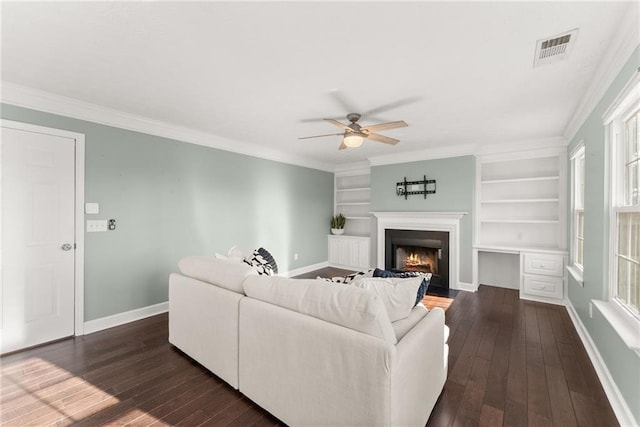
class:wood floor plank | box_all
[1,283,620,427]
[503,399,528,427]
[526,363,552,421]
[479,404,504,427]
[545,364,578,427]
[453,357,491,424]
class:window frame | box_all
[608,103,640,319]
[568,142,585,285]
[598,71,640,354]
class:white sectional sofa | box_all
[169,257,448,426]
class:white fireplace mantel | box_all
[371,212,467,290]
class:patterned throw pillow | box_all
[372,268,432,306]
[316,269,374,284]
[244,247,278,275]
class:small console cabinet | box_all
[328,235,370,271]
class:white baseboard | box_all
[455,281,477,292]
[83,301,169,335]
[281,261,329,278]
[565,301,638,427]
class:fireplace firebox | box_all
[384,229,450,290]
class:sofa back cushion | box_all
[178,256,257,294]
[242,276,397,345]
[348,276,423,322]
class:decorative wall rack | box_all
[396,176,437,199]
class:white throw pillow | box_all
[348,276,423,322]
[214,245,246,263]
[178,256,257,293]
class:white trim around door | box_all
[0,119,85,336]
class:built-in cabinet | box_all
[329,167,371,270]
[521,251,565,300]
[474,148,568,303]
[328,235,370,270]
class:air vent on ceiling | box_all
[533,29,578,68]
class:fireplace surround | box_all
[373,212,466,291]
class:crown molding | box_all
[367,135,567,167]
[0,82,335,172]
[333,160,371,176]
[368,142,477,166]
[476,136,567,157]
[563,2,640,143]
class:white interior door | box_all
[1,125,76,354]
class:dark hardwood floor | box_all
[0,285,617,426]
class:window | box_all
[570,143,585,274]
[613,109,640,317]
[597,72,640,352]
[568,143,585,284]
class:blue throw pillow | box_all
[373,268,431,306]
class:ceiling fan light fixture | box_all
[343,133,364,148]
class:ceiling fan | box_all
[299,113,408,150]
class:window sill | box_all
[592,299,640,356]
[566,265,584,286]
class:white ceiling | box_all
[1,1,638,169]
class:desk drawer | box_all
[523,274,563,299]
[523,253,564,277]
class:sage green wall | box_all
[1,104,333,321]
[370,155,475,284]
[566,45,640,422]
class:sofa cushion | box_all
[392,303,428,341]
[242,275,397,345]
[178,256,257,293]
[349,276,423,322]
[373,269,433,306]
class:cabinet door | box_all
[523,253,564,277]
[348,242,359,268]
[328,237,340,265]
[357,240,370,270]
[523,274,563,299]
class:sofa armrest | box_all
[239,297,396,427]
[391,307,447,426]
[169,273,243,389]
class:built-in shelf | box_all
[475,243,567,253]
[334,168,372,239]
[480,198,560,204]
[336,186,370,192]
[336,202,370,206]
[481,176,560,184]
[480,219,559,224]
[331,168,372,268]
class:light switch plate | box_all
[85,203,99,214]
[87,220,107,232]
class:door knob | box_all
[61,243,73,251]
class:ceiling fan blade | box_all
[367,133,399,145]
[329,90,359,113]
[298,132,344,140]
[363,96,423,116]
[362,120,408,133]
[300,115,344,123]
[338,141,347,150]
[324,118,351,131]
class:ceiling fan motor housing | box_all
[346,113,361,123]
